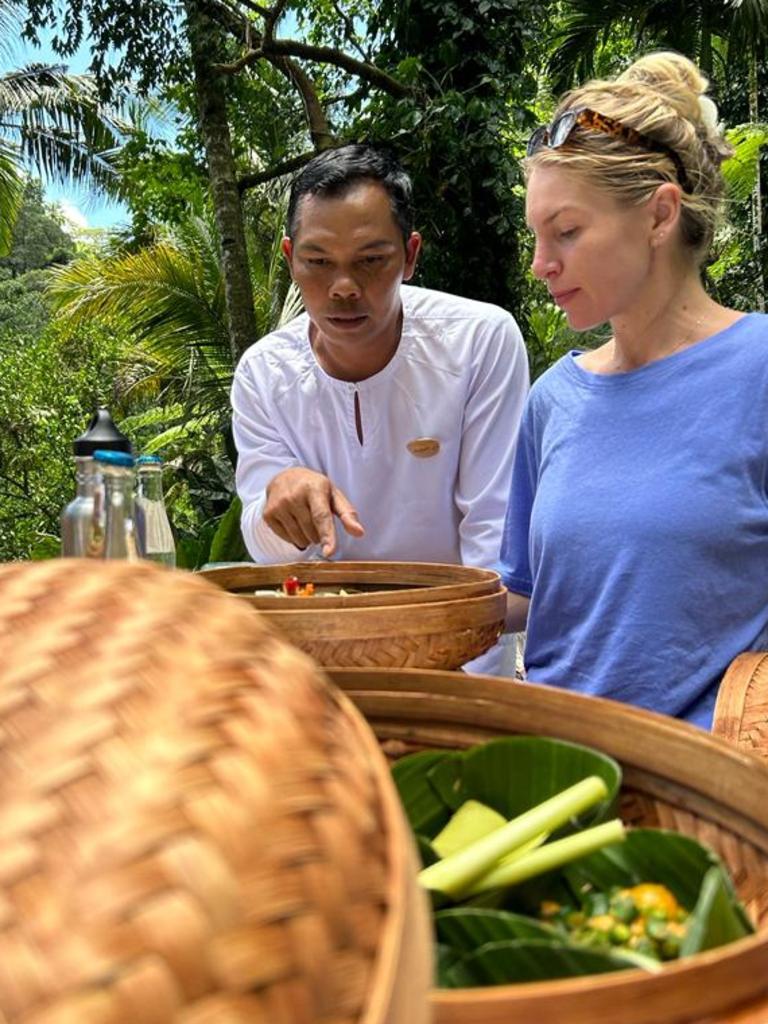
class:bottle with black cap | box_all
[60,408,132,557]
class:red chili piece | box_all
[282,575,300,595]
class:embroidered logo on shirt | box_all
[407,437,440,458]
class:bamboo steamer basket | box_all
[329,666,768,1024]
[199,562,506,670]
[0,559,432,1024]
[713,651,768,763]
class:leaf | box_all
[442,938,649,987]
[435,907,560,953]
[564,828,722,910]
[435,942,463,987]
[681,865,755,956]
[391,750,455,835]
[392,737,621,851]
[208,495,249,563]
[454,736,621,833]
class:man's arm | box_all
[455,314,530,572]
[231,359,364,561]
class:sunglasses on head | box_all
[526,107,691,192]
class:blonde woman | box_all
[502,52,767,728]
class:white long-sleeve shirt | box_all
[231,284,529,671]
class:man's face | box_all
[282,180,421,357]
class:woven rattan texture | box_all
[0,560,396,1024]
[713,652,768,762]
[299,622,502,669]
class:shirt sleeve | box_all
[231,355,316,564]
[499,399,537,596]
[454,314,530,574]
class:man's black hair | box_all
[286,143,414,246]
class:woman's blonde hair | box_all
[525,52,732,261]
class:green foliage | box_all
[45,202,297,560]
[352,0,547,315]
[0,315,124,560]
[0,179,74,277]
[22,0,182,100]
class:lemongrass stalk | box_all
[418,775,608,897]
[465,818,626,896]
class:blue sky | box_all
[3,25,130,230]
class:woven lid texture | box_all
[0,559,431,1024]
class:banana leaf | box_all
[435,907,560,952]
[392,737,621,843]
[432,829,753,980]
[391,750,456,834]
[440,938,653,988]
[680,865,754,955]
[435,942,462,987]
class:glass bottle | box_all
[61,409,132,557]
[93,449,140,560]
[135,455,176,567]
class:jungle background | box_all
[1,0,766,564]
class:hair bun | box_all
[618,51,709,125]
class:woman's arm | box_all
[505,591,530,632]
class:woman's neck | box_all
[581,273,739,375]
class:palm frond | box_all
[0,64,129,190]
[0,139,23,255]
[722,123,768,202]
[48,241,231,364]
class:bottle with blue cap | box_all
[61,408,132,557]
[92,449,140,560]
[135,454,176,567]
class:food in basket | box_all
[538,882,689,961]
[392,737,754,986]
[253,574,357,597]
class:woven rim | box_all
[199,561,502,609]
[0,560,431,1024]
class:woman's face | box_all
[526,163,658,331]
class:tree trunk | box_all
[185,0,258,364]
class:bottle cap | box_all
[93,449,135,468]
[73,408,132,456]
[136,454,163,465]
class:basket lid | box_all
[0,559,431,1024]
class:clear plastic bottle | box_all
[93,449,140,560]
[61,409,132,557]
[135,455,176,567]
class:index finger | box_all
[307,490,337,557]
[330,486,365,538]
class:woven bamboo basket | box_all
[713,651,768,763]
[329,667,768,1024]
[0,559,433,1024]
[199,562,506,670]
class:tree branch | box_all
[238,151,316,192]
[264,0,290,44]
[213,39,414,98]
[328,0,370,62]
[268,54,334,151]
[233,0,270,16]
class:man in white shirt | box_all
[231,143,529,672]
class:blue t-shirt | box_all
[500,313,768,728]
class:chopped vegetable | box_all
[282,575,300,595]
[419,776,609,898]
[539,882,690,961]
